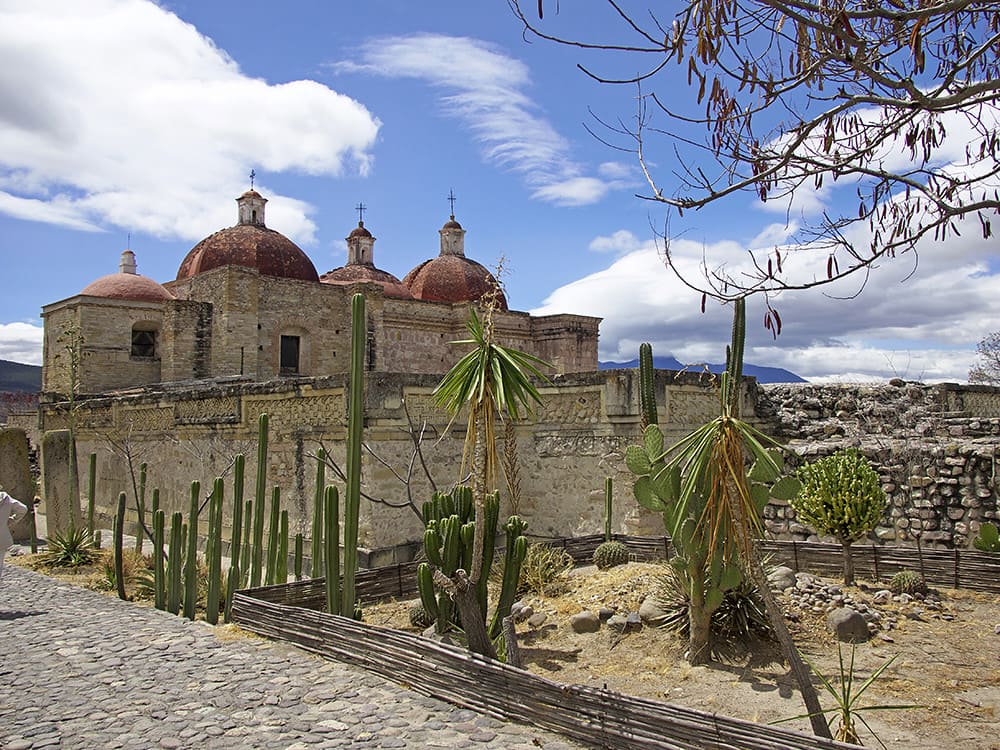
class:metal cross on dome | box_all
[249,169,256,189]
[356,202,367,224]
[447,188,456,217]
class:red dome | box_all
[403,255,507,310]
[320,265,413,299]
[81,273,174,302]
[177,225,319,282]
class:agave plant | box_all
[41,525,99,568]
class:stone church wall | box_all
[36,374,1000,559]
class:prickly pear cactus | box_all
[593,540,630,569]
[973,522,1000,553]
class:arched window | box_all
[131,325,157,358]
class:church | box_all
[41,189,601,397]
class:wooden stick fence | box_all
[232,593,857,750]
[232,535,998,750]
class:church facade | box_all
[41,190,600,398]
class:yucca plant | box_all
[773,645,921,748]
[431,287,549,659]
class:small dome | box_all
[442,216,463,230]
[176,189,320,282]
[82,250,174,302]
[320,265,413,299]
[403,255,507,309]
[348,222,373,239]
[177,225,320,282]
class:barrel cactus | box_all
[888,569,928,596]
[593,540,629,570]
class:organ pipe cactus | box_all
[277,509,289,585]
[134,462,147,555]
[152,508,166,611]
[793,448,888,585]
[166,511,183,615]
[205,478,224,625]
[183,481,200,620]
[324,486,341,615]
[250,413,268,588]
[342,293,366,617]
[593,476,628,569]
[112,491,127,600]
[294,533,303,581]
[638,342,658,429]
[265,487,280,586]
[311,448,326,577]
[86,453,97,544]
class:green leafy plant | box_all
[517,543,573,595]
[888,569,928,596]
[973,521,1000,553]
[593,540,629,570]
[793,449,888,585]
[653,560,774,660]
[773,645,921,748]
[41,525,99,568]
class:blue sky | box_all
[1,0,996,382]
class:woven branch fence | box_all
[232,593,857,750]
[232,535,998,750]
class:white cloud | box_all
[0,0,381,245]
[0,322,44,365]
[334,33,623,206]
[588,229,643,254]
[532,209,998,382]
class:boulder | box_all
[768,566,797,592]
[639,595,669,628]
[569,611,600,633]
[826,607,870,643]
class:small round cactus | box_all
[408,602,435,629]
[888,569,928,596]
[593,540,629,570]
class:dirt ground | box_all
[12,551,1000,749]
[364,562,1000,750]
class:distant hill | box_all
[599,355,806,384]
[0,359,42,392]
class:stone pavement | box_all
[0,564,586,750]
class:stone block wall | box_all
[759,381,1000,548]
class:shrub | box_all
[41,525,99,568]
[592,540,629,570]
[653,561,774,660]
[793,449,887,585]
[973,522,1000,553]
[518,543,574,595]
[888,569,928,596]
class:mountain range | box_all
[0,359,42,392]
[599,355,805,384]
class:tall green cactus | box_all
[183,481,200,620]
[112,491,127,600]
[324,486,341,615]
[311,448,326,577]
[134,462,147,555]
[638,342,658,428]
[416,486,527,654]
[224,454,246,621]
[250,413,269,588]
[265,487,280,586]
[276,509,289,585]
[205,478,224,625]
[86,453,97,544]
[152,508,166,611]
[166,511,183,615]
[294,533,303,581]
[341,293,365,617]
[604,476,613,542]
